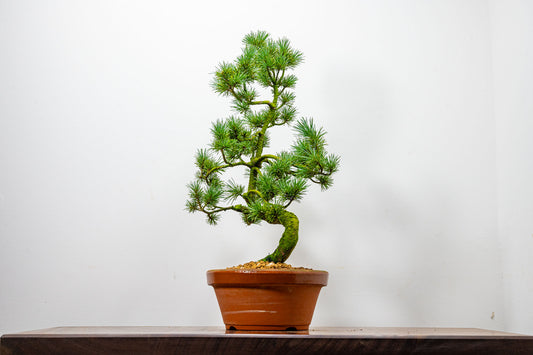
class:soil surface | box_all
[227,260,312,270]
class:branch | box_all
[271,120,289,127]
[283,197,295,208]
[274,68,284,84]
[243,190,267,202]
[287,164,335,182]
[250,100,275,110]
[219,149,229,164]
[228,85,275,110]
[203,161,251,180]
[253,154,279,165]
[278,87,287,101]
[267,69,276,86]
[200,203,246,215]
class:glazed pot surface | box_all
[207,269,328,331]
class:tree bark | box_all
[262,210,299,263]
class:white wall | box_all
[0,0,530,334]
[490,0,533,334]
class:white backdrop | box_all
[1,0,532,335]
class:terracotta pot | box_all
[207,269,328,331]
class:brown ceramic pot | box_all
[207,269,328,331]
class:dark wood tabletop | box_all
[2,326,532,354]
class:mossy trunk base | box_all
[261,210,298,263]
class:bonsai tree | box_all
[186,31,339,263]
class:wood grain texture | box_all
[2,326,533,355]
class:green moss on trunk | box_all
[261,210,299,263]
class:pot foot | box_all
[225,324,309,331]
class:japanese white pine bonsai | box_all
[186,31,339,264]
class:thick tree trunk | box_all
[261,210,299,263]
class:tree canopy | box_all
[186,31,339,262]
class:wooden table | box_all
[2,326,532,354]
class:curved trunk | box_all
[261,210,299,263]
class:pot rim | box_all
[207,268,328,286]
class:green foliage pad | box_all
[186,31,340,263]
